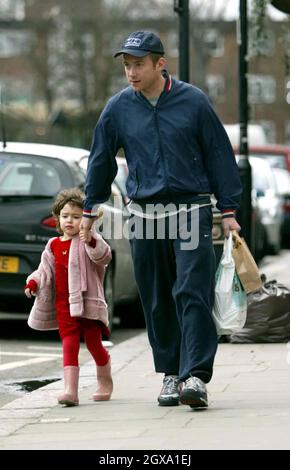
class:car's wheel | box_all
[119,296,146,328]
[104,262,114,333]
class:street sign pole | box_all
[174,0,190,83]
[237,0,252,248]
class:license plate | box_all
[0,256,19,273]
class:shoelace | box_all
[162,376,179,394]
[185,376,205,392]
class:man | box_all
[81,31,242,409]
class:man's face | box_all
[123,53,165,95]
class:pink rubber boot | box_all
[92,358,113,401]
[58,366,79,406]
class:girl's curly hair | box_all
[52,188,84,233]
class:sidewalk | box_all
[1,334,290,450]
[0,252,290,450]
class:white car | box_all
[250,156,283,255]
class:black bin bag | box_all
[229,277,290,343]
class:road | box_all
[0,302,145,408]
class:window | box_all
[0,30,33,58]
[285,121,290,145]
[167,31,178,58]
[205,75,225,103]
[257,120,276,144]
[0,0,25,20]
[103,31,129,57]
[203,29,224,58]
[83,33,95,60]
[0,77,32,103]
[0,155,66,196]
[248,75,276,104]
[249,29,275,57]
[286,77,290,105]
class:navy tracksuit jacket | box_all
[84,73,242,382]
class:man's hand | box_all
[80,209,103,232]
[222,217,241,238]
[80,216,95,232]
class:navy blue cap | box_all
[114,31,165,58]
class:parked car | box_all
[229,144,288,259]
[0,142,139,328]
[234,144,290,174]
[272,168,290,247]
[247,145,290,248]
[235,155,283,259]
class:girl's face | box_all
[59,203,82,239]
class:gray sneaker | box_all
[180,376,208,409]
[157,375,180,406]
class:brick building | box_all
[0,0,289,144]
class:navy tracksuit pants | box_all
[129,205,218,383]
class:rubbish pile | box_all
[229,278,290,343]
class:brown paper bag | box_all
[231,231,262,294]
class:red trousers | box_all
[58,313,109,368]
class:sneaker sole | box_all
[180,398,208,409]
[158,397,180,406]
[180,392,208,409]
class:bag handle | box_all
[231,229,242,249]
[222,232,234,266]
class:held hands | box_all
[222,217,241,238]
[79,216,94,244]
[79,209,103,244]
[79,228,92,244]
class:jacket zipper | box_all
[135,167,140,197]
[153,106,170,192]
[137,88,171,194]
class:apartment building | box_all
[0,0,289,144]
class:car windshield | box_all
[252,153,286,170]
[0,153,67,196]
[272,169,290,196]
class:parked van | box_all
[224,124,268,147]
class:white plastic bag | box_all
[212,232,247,335]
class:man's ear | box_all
[157,57,166,71]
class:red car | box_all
[233,144,290,173]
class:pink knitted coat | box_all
[26,234,112,331]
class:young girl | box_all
[24,188,113,407]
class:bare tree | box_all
[24,0,230,112]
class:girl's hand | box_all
[79,229,92,244]
[25,288,34,298]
